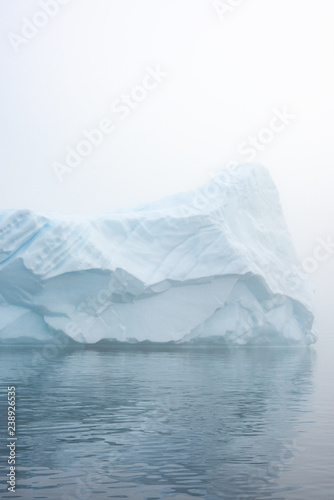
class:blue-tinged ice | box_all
[0,164,317,345]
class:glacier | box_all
[0,164,317,346]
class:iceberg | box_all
[0,164,317,346]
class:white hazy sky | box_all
[1,0,333,334]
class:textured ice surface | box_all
[0,164,317,345]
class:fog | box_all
[1,0,333,335]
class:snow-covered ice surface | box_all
[0,164,317,346]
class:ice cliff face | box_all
[0,164,317,346]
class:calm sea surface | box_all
[1,336,334,500]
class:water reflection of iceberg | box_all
[0,345,316,499]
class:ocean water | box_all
[1,337,334,500]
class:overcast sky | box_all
[1,0,333,334]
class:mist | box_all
[1,0,333,335]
